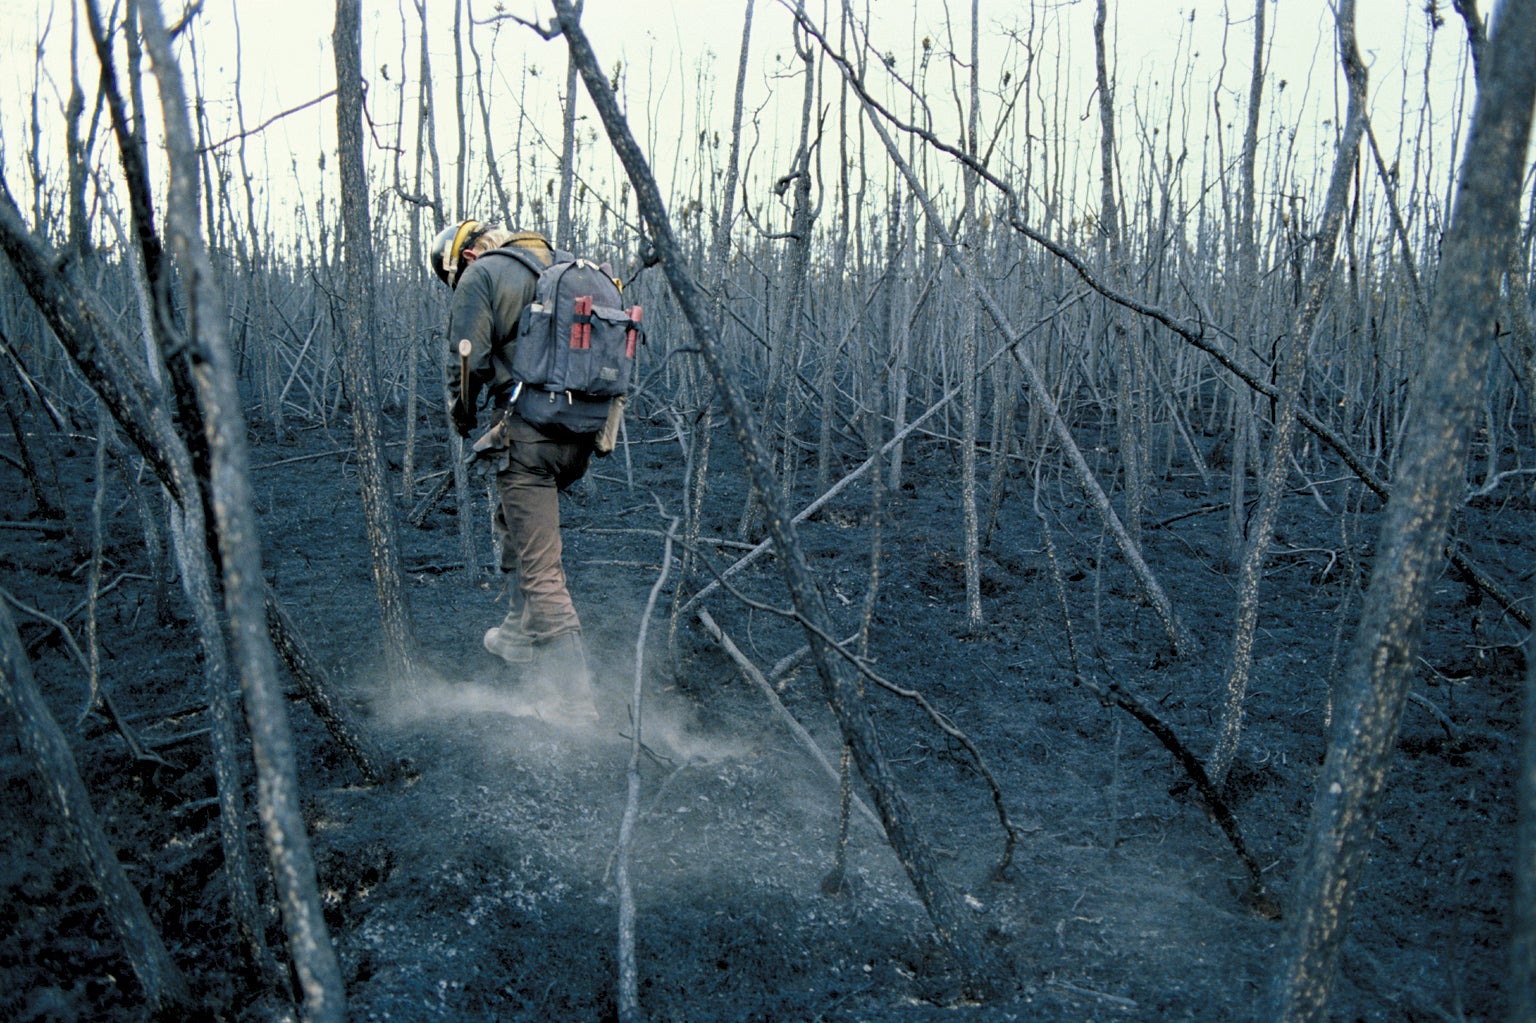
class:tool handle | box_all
[457,338,473,412]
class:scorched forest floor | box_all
[1,399,1528,1022]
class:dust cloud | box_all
[357,632,909,908]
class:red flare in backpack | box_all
[571,295,593,350]
[626,305,642,358]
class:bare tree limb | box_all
[616,514,677,1023]
[199,89,336,153]
[548,0,1008,994]
[1268,2,1536,1017]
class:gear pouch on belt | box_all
[513,386,611,434]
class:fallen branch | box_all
[617,514,679,1023]
[3,587,91,669]
[1089,673,1279,919]
[97,688,178,772]
[406,469,454,527]
[691,555,1016,878]
[1034,484,1278,917]
[265,590,402,785]
[697,607,883,835]
[0,519,67,536]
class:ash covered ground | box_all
[1,408,1526,1022]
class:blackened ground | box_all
[0,407,1527,1022]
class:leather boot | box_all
[483,610,535,664]
[531,631,599,727]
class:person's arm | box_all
[445,267,497,434]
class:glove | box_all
[450,397,477,439]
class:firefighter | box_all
[429,219,598,726]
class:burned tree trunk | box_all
[0,600,191,1012]
[550,0,1006,998]
[1267,3,1536,1019]
[958,0,983,635]
[140,2,348,1018]
[334,0,422,681]
[554,0,583,248]
[1209,0,1368,788]
[1091,0,1145,552]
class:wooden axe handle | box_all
[457,338,473,411]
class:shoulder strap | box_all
[479,245,560,278]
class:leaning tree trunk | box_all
[139,2,348,1019]
[334,0,422,681]
[1208,0,1368,789]
[0,600,191,1012]
[550,0,1006,998]
[1266,3,1536,1019]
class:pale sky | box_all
[0,1,1481,236]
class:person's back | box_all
[430,220,601,727]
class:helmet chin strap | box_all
[451,248,478,288]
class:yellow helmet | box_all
[428,219,485,287]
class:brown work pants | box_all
[490,413,592,643]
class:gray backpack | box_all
[485,246,641,433]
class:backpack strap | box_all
[479,244,567,277]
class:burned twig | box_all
[1033,478,1278,918]
[199,89,337,153]
[616,512,679,1023]
[690,549,1017,879]
[698,607,883,836]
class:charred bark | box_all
[549,0,1008,997]
[140,2,347,1018]
[1267,2,1536,1018]
[0,600,192,1011]
[334,0,422,682]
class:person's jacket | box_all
[446,239,555,412]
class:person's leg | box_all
[531,631,598,726]
[498,462,582,642]
[484,480,536,663]
[490,430,598,724]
